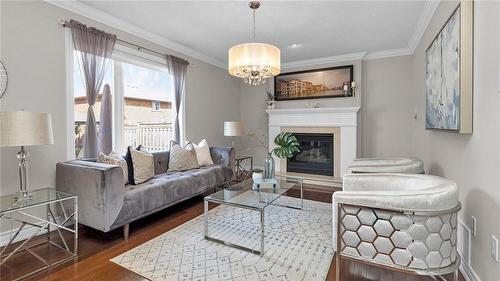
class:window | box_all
[152,101,161,112]
[72,47,174,158]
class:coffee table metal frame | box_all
[203,177,303,256]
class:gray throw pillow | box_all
[168,141,200,172]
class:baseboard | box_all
[0,216,66,247]
[460,258,482,281]
[0,224,44,247]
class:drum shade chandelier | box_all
[228,1,280,85]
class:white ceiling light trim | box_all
[44,0,226,69]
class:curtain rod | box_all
[60,19,189,65]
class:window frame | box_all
[65,32,182,160]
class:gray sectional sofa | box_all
[56,147,234,239]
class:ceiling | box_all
[68,1,434,68]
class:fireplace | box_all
[287,133,334,176]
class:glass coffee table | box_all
[204,176,303,256]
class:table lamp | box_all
[224,121,243,148]
[0,111,54,198]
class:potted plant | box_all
[248,131,300,179]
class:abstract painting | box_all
[274,65,353,100]
[426,8,460,131]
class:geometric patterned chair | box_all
[333,173,460,280]
[347,158,425,174]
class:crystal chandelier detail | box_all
[228,1,280,85]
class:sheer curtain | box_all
[167,55,189,144]
[70,20,116,158]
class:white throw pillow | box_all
[97,152,129,184]
[193,139,214,166]
[130,148,155,184]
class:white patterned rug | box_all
[111,197,334,281]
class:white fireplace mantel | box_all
[267,106,360,177]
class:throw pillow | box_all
[168,141,200,172]
[192,139,214,166]
[97,152,129,184]
[124,145,142,185]
[130,147,155,185]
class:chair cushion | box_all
[336,173,458,211]
[111,165,225,228]
[347,158,424,174]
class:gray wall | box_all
[0,0,240,197]
[410,1,500,280]
[361,55,414,157]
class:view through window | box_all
[74,53,172,158]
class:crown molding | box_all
[282,52,367,70]
[45,0,439,69]
[44,0,226,69]
[407,0,440,51]
[364,48,413,60]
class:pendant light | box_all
[228,1,280,85]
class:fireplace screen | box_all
[287,133,334,176]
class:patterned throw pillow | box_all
[130,148,155,185]
[97,152,129,184]
[167,141,200,172]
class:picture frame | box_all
[425,1,473,133]
[274,65,354,101]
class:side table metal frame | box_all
[0,195,78,280]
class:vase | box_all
[263,154,275,179]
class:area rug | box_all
[111,196,334,281]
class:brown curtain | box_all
[70,20,116,158]
[167,55,189,143]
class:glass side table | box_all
[0,188,77,280]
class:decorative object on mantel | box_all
[228,1,280,85]
[265,83,276,110]
[224,121,244,148]
[0,60,7,99]
[343,81,356,97]
[425,1,473,133]
[0,111,54,200]
[248,131,300,179]
[274,65,354,101]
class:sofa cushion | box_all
[111,165,225,228]
[152,151,170,175]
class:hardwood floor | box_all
[1,187,464,281]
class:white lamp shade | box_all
[228,43,280,77]
[0,111,54,147]
[224,121,244,137]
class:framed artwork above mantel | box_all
[425,1,473,134]
[274,65,354,101]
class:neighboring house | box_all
[74,95,172,125]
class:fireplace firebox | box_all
[287,133,334,176]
